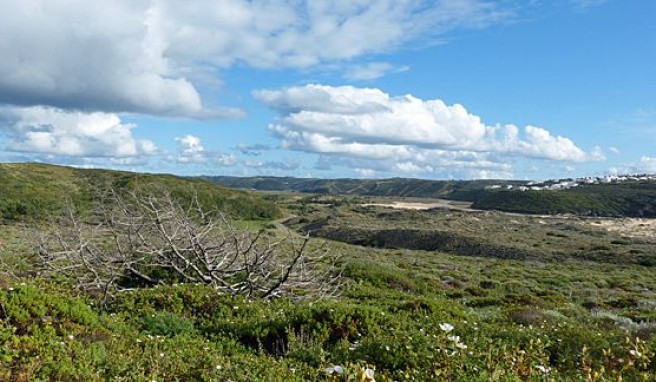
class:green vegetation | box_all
[0,163,280,221]
[286,201,656,266]
[204,175,522,198]
[206,174,656,218]
[467,182,656,217]
[1,166,655,380]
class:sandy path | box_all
[361,200,474,211]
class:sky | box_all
[0,0,654,180]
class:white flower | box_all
[439,323,454,333]
[364,368,375,381]
[535,365,550,374]
[448,335,467,350]
[324,365,344,375]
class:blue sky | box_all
[0,0,654,180]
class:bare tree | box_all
[33,187,341,303]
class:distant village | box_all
[485,174,656,192]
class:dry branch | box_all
[34,186,341,303]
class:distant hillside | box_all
[468,181,656,217]
[0,164,280,221]
[203,175,522,198]
[205,175,656,218]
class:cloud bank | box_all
[0,106,156,158]
[0,0,509,119]
[255,84,603,177]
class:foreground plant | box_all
[33,186,341,303]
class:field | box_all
[1,166,655,380]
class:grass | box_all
[1,183,656,380]
[0,163,281,222]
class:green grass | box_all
[1,177,656,380]
[462,181,656,217]
[0,163,281,222]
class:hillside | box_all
[464,181,656,217]
[0,163,280,221]
[2,189,656,380]
[204,175,521,198]
[206,175,656,218]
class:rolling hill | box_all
[206,175,656,218]
[0,163,280,221]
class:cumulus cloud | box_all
[254,84,601,176]
[0,106,156,158]
[174,134,237,166]
[0,1,512,118]
[175,135,206,164]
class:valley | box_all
[1,165,655,380]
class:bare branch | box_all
[32,185,342,301]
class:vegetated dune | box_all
[0,163,280,221]
[207,174,656,218]
[590,218,656,239]
[289,203,656,266]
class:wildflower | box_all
[535,365,550,375]
[439,323,454,333]
[364,368,375,381]
[324,365,344,375]
[448,335,467,350]
[629,349,642,357]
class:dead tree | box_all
[34,187,341,303]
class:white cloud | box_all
[637,156,656,173]
[244,160,300,171]
[355,168,376,178]
[215,154,239,167]
[254,84,601,176]
[609,146,620,155]
[175,135,206,163]
[344,62,410,81]
[0,1,512,118]
[0,106,156,158]
[174,134,238,166]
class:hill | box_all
[203,175,521,198]
[463,181,656,217]
[0,163,280,221]
[206,175,656,218]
